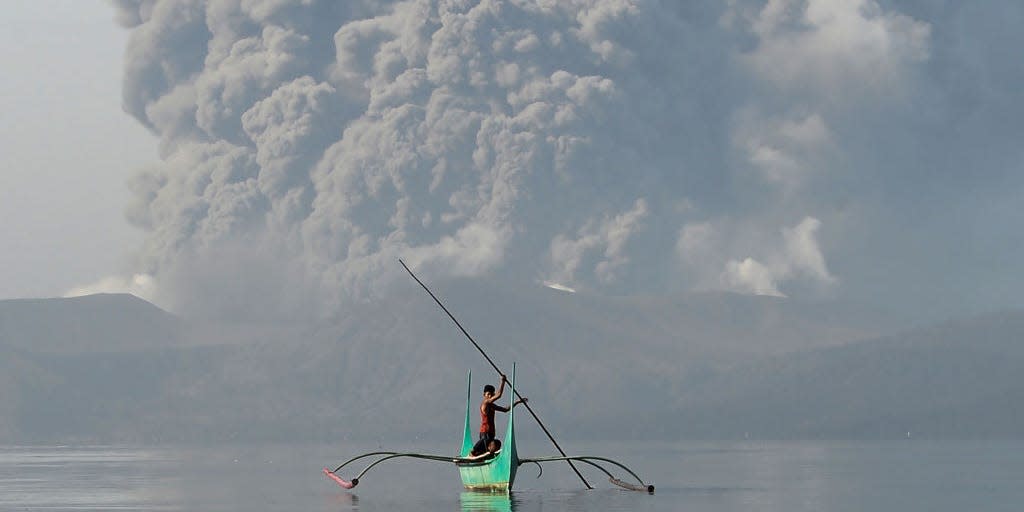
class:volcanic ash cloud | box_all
[112,0,931,316]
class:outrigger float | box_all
[323,261,654,494]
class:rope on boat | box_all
[518,456,655,493]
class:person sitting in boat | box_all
[461,438,502,462]
[473,374,528,455]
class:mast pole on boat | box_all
[399,259,595,490]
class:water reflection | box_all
[460,490,514,512]
[328,491,359,508]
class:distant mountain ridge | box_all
[0,294,182,354]
[0,287,1022,443]
[665,310,1024,439]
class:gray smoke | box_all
[111,0,1024,319]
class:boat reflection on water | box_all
[328,491,358,508]
[460,491,514,512]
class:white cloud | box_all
[734,111,833,188]
[546,198,649,288]
[720,257,784,297]
[542,281,577,293]
[730,0,930,95]
[783,216,837,285]
[677,216,836,297]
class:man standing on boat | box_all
[473,374,527,455]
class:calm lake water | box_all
[1,440,1021,511]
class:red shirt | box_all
[480,401,496,435]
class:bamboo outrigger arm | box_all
[324,451,457,488]
[326,451,654,493]
[519,456,655,493]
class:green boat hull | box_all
[456,456,516,491]
[457,366,518,491]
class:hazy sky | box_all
[0,1,156,299]
[2,1,1022,324]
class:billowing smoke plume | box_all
[110,0,1020,318]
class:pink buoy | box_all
[323,468,357,489]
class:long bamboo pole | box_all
[399,259,594,489]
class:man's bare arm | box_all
[487,374,508,403]
[493,395,527,413]
[458,449,499,462]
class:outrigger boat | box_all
[323,261,654,493]
[324,366,653,492]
